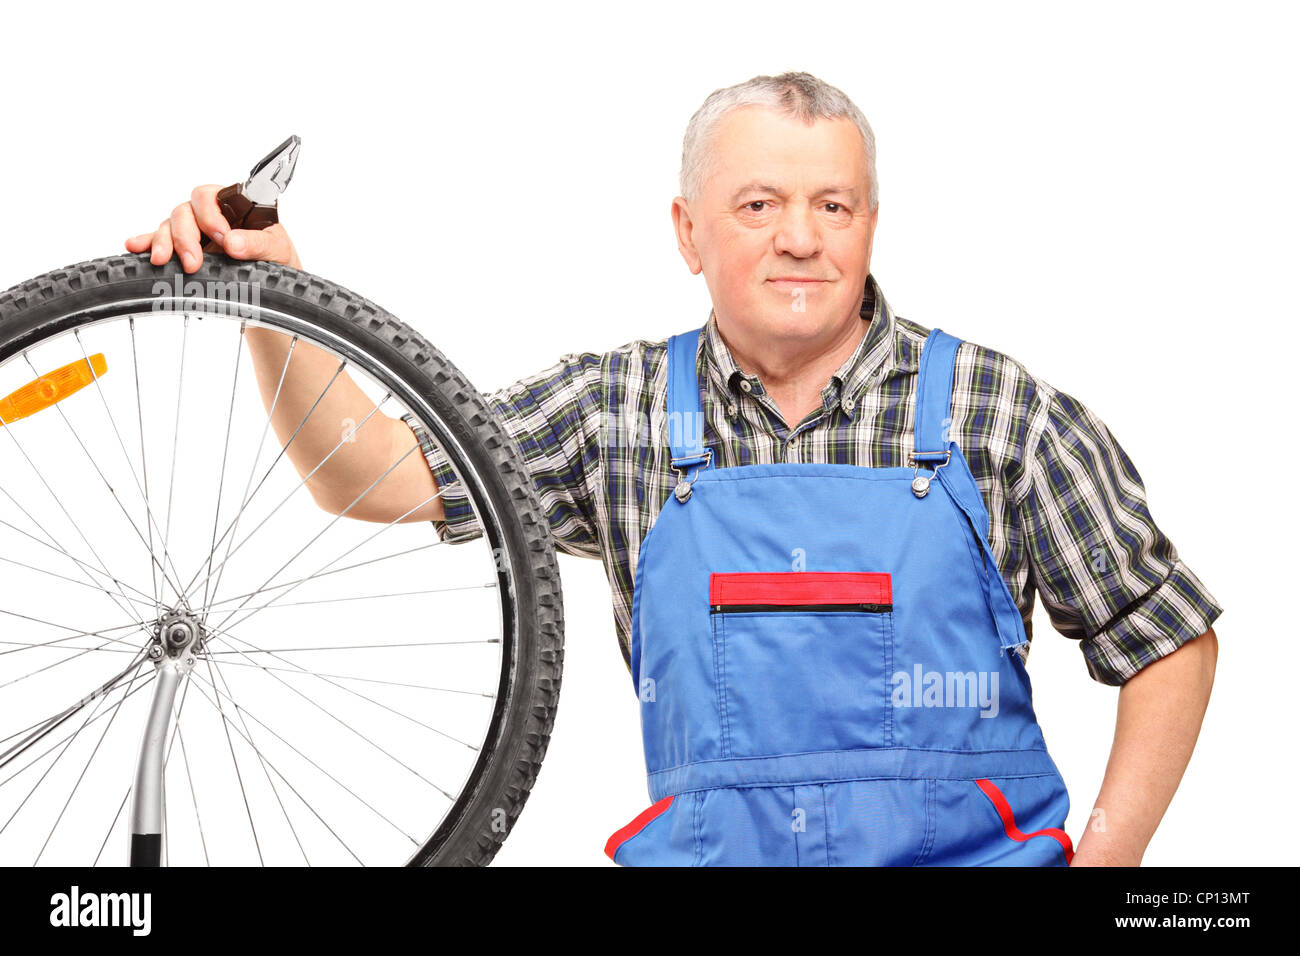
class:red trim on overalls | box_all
[709,571,892,606]
[975,778,1075,863]
[604,796,675,861]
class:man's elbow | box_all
[1122,625,1219,696]
[1193,626,1219,684]
[1159,626,1219,692]
[306,477,390,523]
[305,477,359,519]
[306,476,440,525]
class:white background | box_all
[0,0,1294,867]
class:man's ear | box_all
[863,204,879,273]
[671,197,703,275]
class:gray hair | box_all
[679,71,878,210]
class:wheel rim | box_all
[0,296,522,866]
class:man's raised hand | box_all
[124,183,302,274]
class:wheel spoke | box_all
[201,541,440,610]
[187,668,417,854]
[0,673,157,802]
[199,323,248,616]
[187,389,392,611]
[172,709,210,866]
[0,655,146,845]
[0,627,144,694]
[20,349,194,613]
[33,657,150,864]
[208,657,495,697]
[0,514,156,608]
[207,485,441,641]
[204,581,495,614]
[0,552,156,612]
[74,327,201,617]
[128,316,161,614]
[198,332,301,615]
[0,456,154,642]
[94,787,130,867]
[201,619,479,758]
[206,639,501,653]
[159,315,190,609]
[196,623,465,794]
[197,653,263,865]
[205,654,309,865]
[176,341,331,605]
[0,652,149,765]
[0,614,146,661]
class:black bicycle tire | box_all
[0,251,564,867]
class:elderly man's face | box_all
[673,107,877,352]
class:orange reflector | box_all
[0,354,107,426]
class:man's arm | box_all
[1070,626,1218,866]
[126,185,446,526]
[127,185,610,546]
[241,325,446,525]
[1011,376,1224,865]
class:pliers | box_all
[199,134,301,249]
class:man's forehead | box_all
[705,108,869,197]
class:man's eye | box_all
[825,202,844,213]
[745,201,769,212]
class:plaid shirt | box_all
[402,275,1222,685]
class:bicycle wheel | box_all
[0,252,563,866]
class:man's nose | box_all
[772,201,822,258]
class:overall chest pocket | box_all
[709,572,893,759]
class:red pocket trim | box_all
[709,571,892,607]
[604,795,674,862]
[975,778,1075,864]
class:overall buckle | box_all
[670,448,712,503]
[907,448,951,499]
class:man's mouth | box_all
[766,277,828,288]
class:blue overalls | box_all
[604,326,1074,866]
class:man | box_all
[127,72,1221,866]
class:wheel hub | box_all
[151,609,204,664]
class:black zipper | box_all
[710,602,891,614]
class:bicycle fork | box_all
[129,612,202,866]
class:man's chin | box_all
[739,307,836,342]
[763,278,832,303]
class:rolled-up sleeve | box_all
[1015,385,1223,685]
[400,411,485,544]
[399,349,606,559]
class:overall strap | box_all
[666,327,710,467]
[915,327,1029,652]
[937,461,1030,652]
[912,328,961,463]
